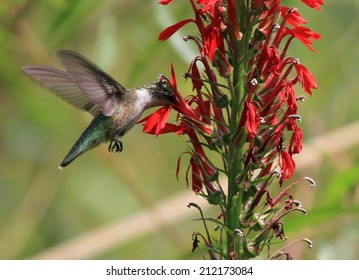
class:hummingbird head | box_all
[144,74,175,107]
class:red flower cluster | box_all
[145,0,322,191]
[146,0,323,258]
[245,3,322,186]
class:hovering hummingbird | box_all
[23,50,174,169]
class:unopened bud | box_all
[272,23,280,30]
[292,58,300,65]
[296,95,306,102]
[234,229,244,237]
[272,170,282,178]
[250,78,258,86]
[304,238,313,249]
[183,35,196,42]
[304,176,316,188]
[289,114,302,122]
[288,7,298,14]
[292,200,302,207]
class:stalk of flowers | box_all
[141,0,324,259]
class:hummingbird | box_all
[22,50,175,169]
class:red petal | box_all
[191,159,203,193]
[280,151,296,180]
[281,7,307,26]
[245,102,260,139]
[171,64,213,135]
[170,63,177,90]
[141,105,173,136]
[300,0,325,11]
[191,60,203,91]
[290,26,322,52]
[158,0,174,5]
[289,124,303,154]
[206,28,221,61]
[228,0,242,40]
[158,19,194,41]
[294,63,317,95]
[156,106,172,135]
[176,152,185,181]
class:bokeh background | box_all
[0,0,358,260]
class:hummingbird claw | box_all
[108,140,123,153]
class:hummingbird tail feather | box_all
[59,136,103,169]
[58,115,110,169]
[59,145,83,169]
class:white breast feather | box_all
[135,88,152,111]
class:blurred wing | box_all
[22,66,99,116]
[56,50,128,116]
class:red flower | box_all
[188,157,202,193]
[140,105,174,136]
[197,0,221,13]
[285,26,322,53]
[301,0,325,11]
[158,0,174,5]
[185,128,217,179]
[140,64,213,136]
[188,58,203,91]
[185,154,218,194]
[158,0,235,68]
[279,150,296,183]
[280,7,307,27]
[293,62,318,95]
[255,46,281,79]
[202,18,223,61]
[169,65,213,135]
[227,0,242,40]
[245,101,260,139]
[158,19,195,41]
[288,122,303,155]
[177,132,218,194]
[280,81,298,115]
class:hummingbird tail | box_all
[59,146,82,169]
[59,135,103,169]
[58,127,105,169]
[58,114,111,169]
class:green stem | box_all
[226,0,250,259]
[226,39,244,260]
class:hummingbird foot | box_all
[108,140,123,153]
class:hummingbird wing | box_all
[56,50,128,116]
[22,66,99,115]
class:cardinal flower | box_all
[149,0,323,260]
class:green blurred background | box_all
[0,0,358,260]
